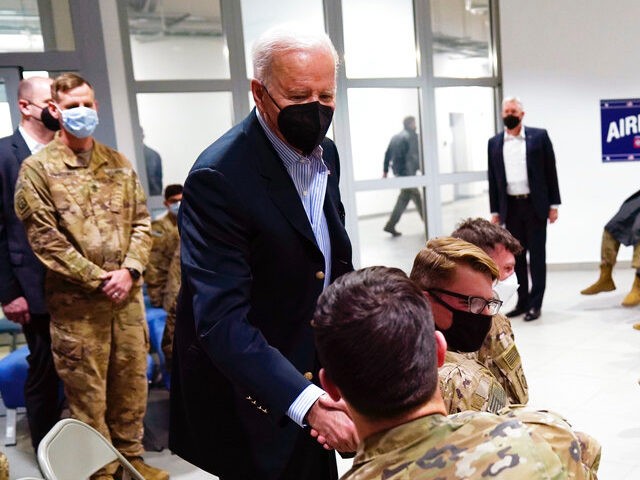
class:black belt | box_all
[508,194,530,200]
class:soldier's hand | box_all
[491,214,501,225]
[1,296,31,325]
[306,394,358,452]
[100,269,133,304]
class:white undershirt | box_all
[502,126,529,196]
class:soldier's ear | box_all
[319,368,341,402]
[434,331,447,368]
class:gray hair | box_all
[252,25,339,87]
[502,96,524,110]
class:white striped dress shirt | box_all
[256,110,330,426]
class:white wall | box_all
[499,0,640,265]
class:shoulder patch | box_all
[14,189,34,219]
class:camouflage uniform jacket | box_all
[342,407,598,480]
[14,135,151,293]
[475,313,529,404]
[161,245,180,369]
[440,350,508,414]
[145,212,178,307]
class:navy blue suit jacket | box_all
[488,126,561,222]
[0,129,47,313]
[169,110,353,478]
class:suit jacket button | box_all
[304,371,313,381]
[315,271,325,280]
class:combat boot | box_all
[633,323,640,330]
[622,275,640,306]
[125,457,169,480]
[580,265,615,294]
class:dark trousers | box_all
[22,313,62,450]
[385,187,423,228]
[505,196,548,311]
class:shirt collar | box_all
[504,125,526,140]
[18,125,46,154]
[256,108,324,169]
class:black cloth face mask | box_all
[30,102,61,131]
[503,114,521,130]
[429,292,492,352]
[263,86,334,155]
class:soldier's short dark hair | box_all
[51,73,93,102]
[164,184,183,200]
[410,237,499,291]
[313,266,439,420]
[451,218,523,256]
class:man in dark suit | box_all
[488,97,561,322]
[0,76,61,449]
[170,27,357,480]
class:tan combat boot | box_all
[580,265,616,294]
[622,275,640,306]
[633,323,640,330]
[126,457,169,480]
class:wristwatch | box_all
[126,267,141,281]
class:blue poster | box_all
[601,98,640,162]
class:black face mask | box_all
[30,102,61,131]
[430,293,492,352]
[503,114,521,130]
[263,86,334,155]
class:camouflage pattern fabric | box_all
[475,313,529,405]
[343,407,598,480]
[500,406,601,479]
[439,351,507,414]
[145,213,179,307]
[14,135,152,461]
[161,246,180,370]
[0,451,8,480]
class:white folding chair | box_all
[37,418,145,480]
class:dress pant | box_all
[386,187,423,228]
[505,196,548,311]
[22,313,62,450]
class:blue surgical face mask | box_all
[168,201,181,216]
[59,105,99,138]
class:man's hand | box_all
[1,296,31,325]
[306,394,358,452]
[100,269,133,304]
[548,208,559,224]
[491,213,501,224]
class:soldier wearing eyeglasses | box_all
[410,237,508,415]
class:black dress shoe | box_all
[505,306,527,318]
[383,225,402,237]
[524,308,541,322]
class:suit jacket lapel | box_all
[247,112,319,249]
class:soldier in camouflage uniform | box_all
[161,246,180,370]
[411,237,513,416]
[452,217,529,405]
[145,184,181,308]
[312,266,600,480]
[14,73,168,480]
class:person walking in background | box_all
[581,189,640,306]
[382,116,423,237]
[488,97,561,322]
[0,76,61,450]
[170,27,357,480]
[14,73,167,480]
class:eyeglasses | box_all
[427,288,503,315]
